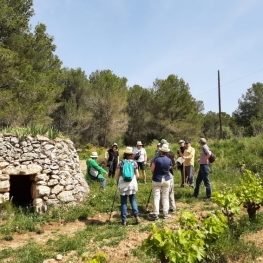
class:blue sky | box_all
[30,0,263,114]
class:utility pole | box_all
[218,70,223,139]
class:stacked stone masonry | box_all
[0,133,89,211]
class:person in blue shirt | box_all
[149,144,172,220]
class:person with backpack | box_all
[86,152,107,190]
[104,143,119,178]
[116,147,140,226]
[133,141,147,184]
[193,138,212,201]
[149,143,172,220]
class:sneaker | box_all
[163,214,172,219]
[122,221,127,226]
[149,214,159,221]
[203,198,212,202]
[144,181,147,184]
[135,216,140,224]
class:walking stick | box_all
[109,180,119,221]
[183,165,186,187]
[145,188,152,211]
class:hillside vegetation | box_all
[2,1,263,149]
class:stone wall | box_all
[0,133,89,211]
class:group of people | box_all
[85,138,213,225]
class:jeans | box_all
[120,194,139,223]
[193,164,212,198]
[98,178,107,190]
[152,178,170,215]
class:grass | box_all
[1,136,263,262]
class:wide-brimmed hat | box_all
[160,144,170,152]
[178,140,185,144]
[112,142,118,148]
[90,152,99,158]
[124,146,133,154]
[160,139,168,146]
[198,138,207,144]
[137,141,143,146]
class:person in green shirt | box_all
[86,152,107,190]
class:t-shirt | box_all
[107,149,119,163]
[133,147,147,163]
[117,160,138,195]
[152,156,172,182]
[199,145,211,164]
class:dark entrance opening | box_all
[10,175,33,206]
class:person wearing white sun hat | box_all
[116,146,140,226]
[150,144,172,220]
[86,152,107,190]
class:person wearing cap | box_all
[116,147,140,226]
[177,140,186,187]
[133,141,147,183]
[86,152,107,190]
[193,138,212,201]
[104,143,119,178]
[182,140,195,188]
[150,144,172,220]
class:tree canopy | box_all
[0,0,262,146]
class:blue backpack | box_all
[122,160,135,182]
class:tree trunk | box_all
[160,252,169,263]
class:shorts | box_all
[137,162,146,170]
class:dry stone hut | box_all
[0,133,89,211]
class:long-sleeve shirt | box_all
[183,146,195,166]
[86,158,107,180]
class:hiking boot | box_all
[149,214,159,221]
[135,216,140,224]
[163,214,172,219]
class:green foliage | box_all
[236,170,263,220]
[0,125,62,140]
[213,190,241,223]
[233,82,263,136]
[141,211,227,263]
[82,252,106,263]
[213,169,263,221]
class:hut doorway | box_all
[9,175,33,206]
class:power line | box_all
[195,69,263,97]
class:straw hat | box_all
[124,147,133,154]
[136,141,143,146]
[90,152,99,158]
